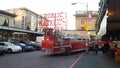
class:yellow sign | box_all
[84,24,90,31]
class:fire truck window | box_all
[56,31,59,37]
[52,30,56,36]
[46,30,50,36]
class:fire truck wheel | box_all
[65,47,71,56]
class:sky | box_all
[0,0,100,30]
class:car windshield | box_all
[4,42,16,46]
[19,40,30,44]
[19,43,26,46]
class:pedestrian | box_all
[93,44,99,55]
[90,40,97,54]
[114,43,117,48]
[102,41,110,56]
[85,41,89,54]
[88,41,93,52]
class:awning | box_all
[97,12,107,36]
[0,26,44,35]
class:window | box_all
[52,30,55,36]
[52,30,59,37]
[46,30,50,36]
[0,43,4,46]
[81,18,86,25]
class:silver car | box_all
[0,42,22,53]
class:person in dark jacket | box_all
[102,41,110,56]
[93,44,99,54]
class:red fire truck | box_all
[41,28,87,55]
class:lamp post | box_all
[71,2,89,31]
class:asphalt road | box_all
[0,51,83,68]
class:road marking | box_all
[70,53,84,68]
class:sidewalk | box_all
[73,51,120,68]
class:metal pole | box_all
[86,3,89,39]
[86,3,88,25]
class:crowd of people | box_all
[86,40,115,56]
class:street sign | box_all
[84,24,90,31]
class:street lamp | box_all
[71,2,89,31]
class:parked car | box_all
[30,41,41,50]
[19,40,41,50]
[0,44,5,55]
[0,42,22,53]
[13,43,33,52]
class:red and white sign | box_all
[39,12,67,31]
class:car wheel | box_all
[33,47,37,51]
[22,49,25,52]
[65,47,71,56]
[0,52,4,55]
[7,49,12,53]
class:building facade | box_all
[4,7,48,41]
[75,11,98,31]
[74,11,99,40]
[0,10,16,27]
[0,10,16,41]
[6,7,45,33]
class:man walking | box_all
[93,44,99,54]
